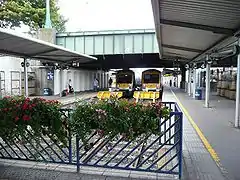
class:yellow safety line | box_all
[170,89,221,164]
[157,148,167,168]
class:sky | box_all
[15,0,155,33]
[58,0,155,32]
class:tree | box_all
[0,0,67,32]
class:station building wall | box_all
[0,55,108,96]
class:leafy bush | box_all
[0,96,67,144]
[71,97,171,143]
[0,96,171,146]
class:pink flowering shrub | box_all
[0,96,67,144]
[71,97,171,143]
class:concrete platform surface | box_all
[163,89,227,180]
[0,159,176,180]
[30,92,97,106]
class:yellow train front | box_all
[134,69,163,102]
[97,70,135,99]
[115,70,135,98]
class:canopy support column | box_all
[23,58,29,97]
[180,65,186,90]
[188,68,192,96]
[205,55,210,108]
[235,41,240,128]
[192,68,197,99]
[0,73,2,99]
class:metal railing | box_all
[0,102,183,179]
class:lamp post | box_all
[45,0,52,28]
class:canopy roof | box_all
[151,0,240,64]
[0,28,97,63]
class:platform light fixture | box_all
[192,63,197,69]
[21,61,30,67]
[185,64,189,69]
[207,57,213,64]
[201,63,205,69]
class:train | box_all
[97,69,163,102]
[134,69,163,102]
[115,69,135,98]
[142,69,163,94]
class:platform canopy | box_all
[151,0,240,64]
[0,28,97,63]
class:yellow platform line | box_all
[157,148,167,168]
[170,89,221,164]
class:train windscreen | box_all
[143,74,159,83]
[117,74,132,83]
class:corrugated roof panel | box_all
[160,0,240,29]
[163,47,199,59]
[0,28,97,63]
[152,0,240,62]
[161,25,224,51]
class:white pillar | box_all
[235,44,240,127]
[184,70,187,92]
[103,72,106,88]
[197,70,201,87]
[106,72,109,88]
[75,71,80,92]
[89,72,92,90]
[24,58,28,97]
[81,71,85,91]
[86,72,90,90]
[99,71,102,89]
[188,68,191,96]
[59,70,62,96]
[205,56,211,108]
[193,68,197,98]
[71,71,75,90]
[0,73,2,98]
[83,71,87,91]
[54,69,60,95]
[80,71,84,91]
[62,70,67,91]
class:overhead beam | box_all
[160,19,235,35]
[162,44,203,53]
[29,48,58,56]
[190,36,237,63]
[0,49,28,58]
[151,0,163,59]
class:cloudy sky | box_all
[58,0,155,32]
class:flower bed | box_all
[71,98,171,143]
[0,96,171,146]
[0,96,67,144]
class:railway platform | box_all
[30,92,97,107]
[170,87,240,180]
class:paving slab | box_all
[170,87,238,180]
[163,88,227,180]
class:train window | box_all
[117,74,132,83]
[143,74,159,83]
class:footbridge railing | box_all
[0,102,183,179]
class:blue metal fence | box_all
[0,109,74,165]
[0,102,183,179]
